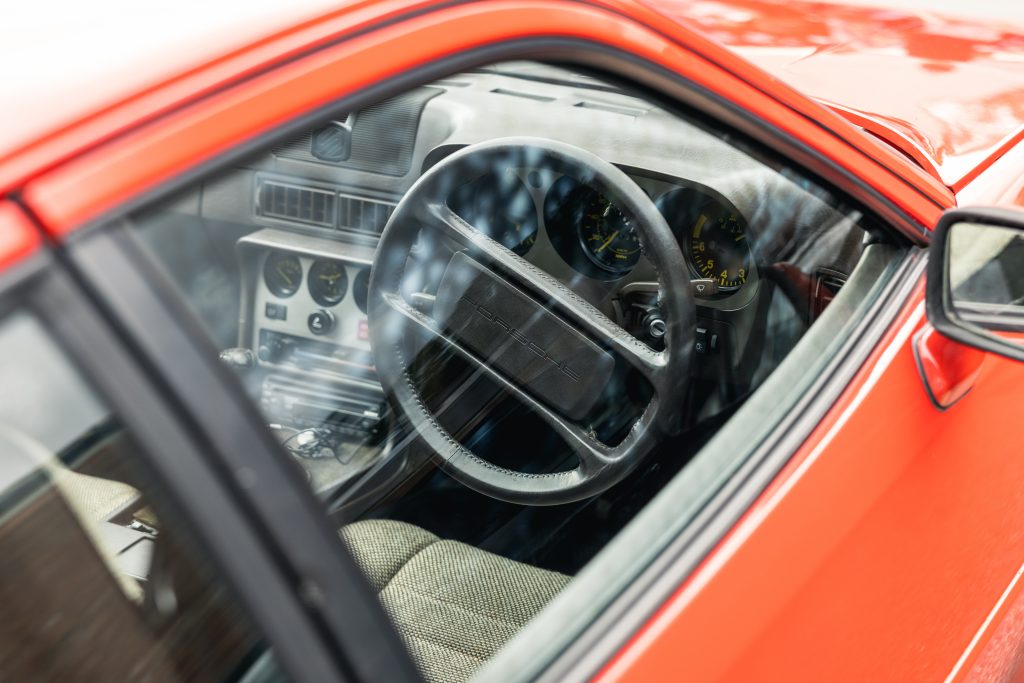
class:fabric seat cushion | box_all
[340,519,570,683]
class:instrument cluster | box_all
[446,169,753,294]
[263,253,371,315]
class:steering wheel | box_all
[368,138,694,505]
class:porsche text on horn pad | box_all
[434,251,614,420]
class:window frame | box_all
[31,31,936,683]
[0,230,418,683]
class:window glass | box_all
[0,311,284,682]
[124,61,895,682]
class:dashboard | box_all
[153,63,861,496]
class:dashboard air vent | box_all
[490,88,555,102]
[574,100,647,117]
[273,87,442,177]
[339,194,396,234]
[258,180,336,229]
[812,268,848,320]
[255,176,397,236]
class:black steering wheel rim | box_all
[369,137,694,505]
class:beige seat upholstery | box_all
[52,469,140,523]
[340,519,570,683]
[49,468,144,600]
[52,468,568,682]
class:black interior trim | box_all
[14,0,944,238]
[18,30,938,683]
[584,6,949,216]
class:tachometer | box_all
[688,210,748,291]
[263,252,302,298]
[308,259,348,306]
[658,188,750,292]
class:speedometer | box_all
[577,189,640,275]
[447,170,538,256]
[545,176,640,278]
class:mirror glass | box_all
[947,221,1024,341]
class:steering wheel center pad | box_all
[435,251,615,420]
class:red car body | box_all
[3,1,1024,681]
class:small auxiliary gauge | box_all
[308,259,349,306]
[263,252,302,298]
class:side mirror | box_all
[928,207,1024,362]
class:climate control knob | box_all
[308,309,335,336]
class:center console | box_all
[236,229,393,494]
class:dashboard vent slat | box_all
[338,194,396,235]
[256,177,397,237]
[258,179,336,229]
[490,88,555,102]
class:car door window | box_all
[0,310,285,682]
[116,60,900,682]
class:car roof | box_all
[2,0,1022,194]
[645,0,1024,190]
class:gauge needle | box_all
[277,265,294,286]
[597,231,619,252]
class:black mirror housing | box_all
[927,207,1024,362]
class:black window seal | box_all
[528,247,927,683]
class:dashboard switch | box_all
[257,337,283,363]
[308,310,335,336]
[265,302,287,320]
[695,327,708,355]
[690,279,718,299]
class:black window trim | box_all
[54,41,930,250]
[523,248,927,683]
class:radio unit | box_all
[257,329,376,382]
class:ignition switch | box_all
[642,310,667,341]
